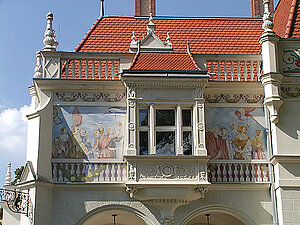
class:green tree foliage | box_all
[11,166,24,185]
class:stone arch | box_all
[75,201,160,225]
[180,204,257,225]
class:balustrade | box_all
[37,51,120,80]
[206,56,262,81]
[52,162,126,183]
[208,160,269,183]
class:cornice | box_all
[34,78,125,91]
[270,155,300,165]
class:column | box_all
[176,104,183,155]
[126,86,137,155]
[149,104,156,155]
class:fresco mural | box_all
[52,106,126,160]
[205,107,267,160]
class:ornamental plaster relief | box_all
[204,93,264,103]
[282,49,300,74]
[54,91,126,103]
[138,163,199,180]
[281,86,300,98]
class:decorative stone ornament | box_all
[125,186,138,198]
[43,12,58,51]
[34,51,43,78]
[129,13,172,52]
[4,163,12,186]
[262,0,274,34]
[259,0,283,123]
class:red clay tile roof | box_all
[75,17,263,54]
[128,52,201,71]
[273,0,300,38]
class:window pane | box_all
[139,109,148,126]
[156,131,175,155]
[182,109,192,126]
[156,110,175,126]
[183,131,192,155]
[139,131,148,155]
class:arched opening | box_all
[181,206,255,225]
[185,211,246,225]
[81,209,147,225]
[76,204,157,225]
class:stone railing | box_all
[205,55,262,81]
[208,160,270,183]
[0,188,34,222]
[34,51,120,80]
[52,161,126,183]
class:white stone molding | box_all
[260,73,283,123]
[4,163,12,186]
[126,86,137,155]
[193,100,207,155]
[43,12,58,51]
[28,86,39,110]
[149,104,156,155]
[176,104,183,155]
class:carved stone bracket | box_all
[125,187,138,198]
[196,187,208,199]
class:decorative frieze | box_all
[204,93,264,103]
[139,163,196,180]
[281,86,300,98]
[54,91,126,103]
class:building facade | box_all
[1,0,300,224]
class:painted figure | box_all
[92,122,123,159]
[252,130,266,159]
[226,122,239,159]
[233,126,250,160]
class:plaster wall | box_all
[1,204,20,225]
[276,187,300,225]
[276,100,300,155]
[49,187,272,225]
[33,186,53,225]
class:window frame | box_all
[137,104,193,156]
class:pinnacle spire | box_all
[43,12,58,51]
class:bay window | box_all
[138,105,193,156]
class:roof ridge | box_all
[74,18,102,52]
[284,0,298,38]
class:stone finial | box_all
[166,32,171,43]
[43,12,58,51]
[34,51,43,78]
[131,31,137,43]
[186,40,191,55]
[99,0,104,19]
[4,163,12,186]
[147,13,156,34]
[262,0,274,33]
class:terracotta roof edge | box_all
[128,52,140,69]
[189,54,201,71]
[284,0,298,38]
[74,18,102,52]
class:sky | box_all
[0,0,280,186]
